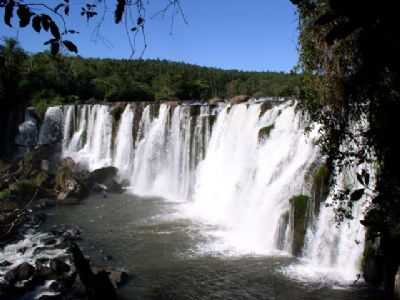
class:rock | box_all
[55,165,89,203]
[41,160,50,172]
[41,237,58,246]
[61,157,76,170]
[86,167,122,194]
[259,101,273,117]
[17,246,28,255]
[0,260,12,267]
[35,263,53,279]
[87,167,118,185]
[108,270,128,288]
[93,267,129,288]
[5,262,35,284]
[395,270,400,300]
[70,243,117,300]
[15,107,39,149]
[35,198,56,209]
[230,95,251,105]
[164,101,180,108]
[50,258,71,275]
[110,104,126,122]
[36,294,63,300]
[311,164,330,214]
[362,235,384,286]
[9,179,37,202]
[208,97,224,105]
[33,246,59,256]
[289,195,309,256]
[49,280,63,292]
[258,124,275,142]
[38,107,64,146]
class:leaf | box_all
[326,21,359,45]
[64,5,69,16]
[50,41,60,55]
[50,21,61,39]
[63,40,78,53]
[44,38,57,45]
[137,16,144,25]
[350,189,365,202]
[4,0,15,27]
[32,15,41,32]
[314,12,337,26]
[17,4,32,28]
[115,0,126,24]
[41,14,51,31]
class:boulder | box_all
[86,167,122,194]
[93,267,129,288]
[87,167,118,184]
[230,95,251,105]
[70,243,117,300]
[5,262,35,284]
[55,165,89,203]
[50,258,71,275]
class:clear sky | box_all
[0,1,299,72]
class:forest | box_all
[1,39,300,115]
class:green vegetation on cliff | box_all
[1,39,300,114]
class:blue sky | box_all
[0,1,299,72]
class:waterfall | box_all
[55,99,370,284]
[188,102,319,254]
[114,105,135,180]
[38,106,64,145]
[285,120,375,284]
[62,105,113,171]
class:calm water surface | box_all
[44,194,380,300]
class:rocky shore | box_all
[0,146,128,300]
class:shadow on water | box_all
[43,193,381,300]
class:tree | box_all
[291,1,400,298]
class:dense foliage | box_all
[292,1,400,298]
[0,39,300,115]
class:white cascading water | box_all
[285,119,375,284]
[54,99,371,284]
[188,102,319,254]
[38,106,64,145]
[113,105,135,180]
[63,105,113,171]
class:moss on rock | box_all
[258,124,275,143]
[0,189,11,201]
[311,163,330,214]
[290,194,309,256]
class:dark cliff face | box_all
[0,109,25,160]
